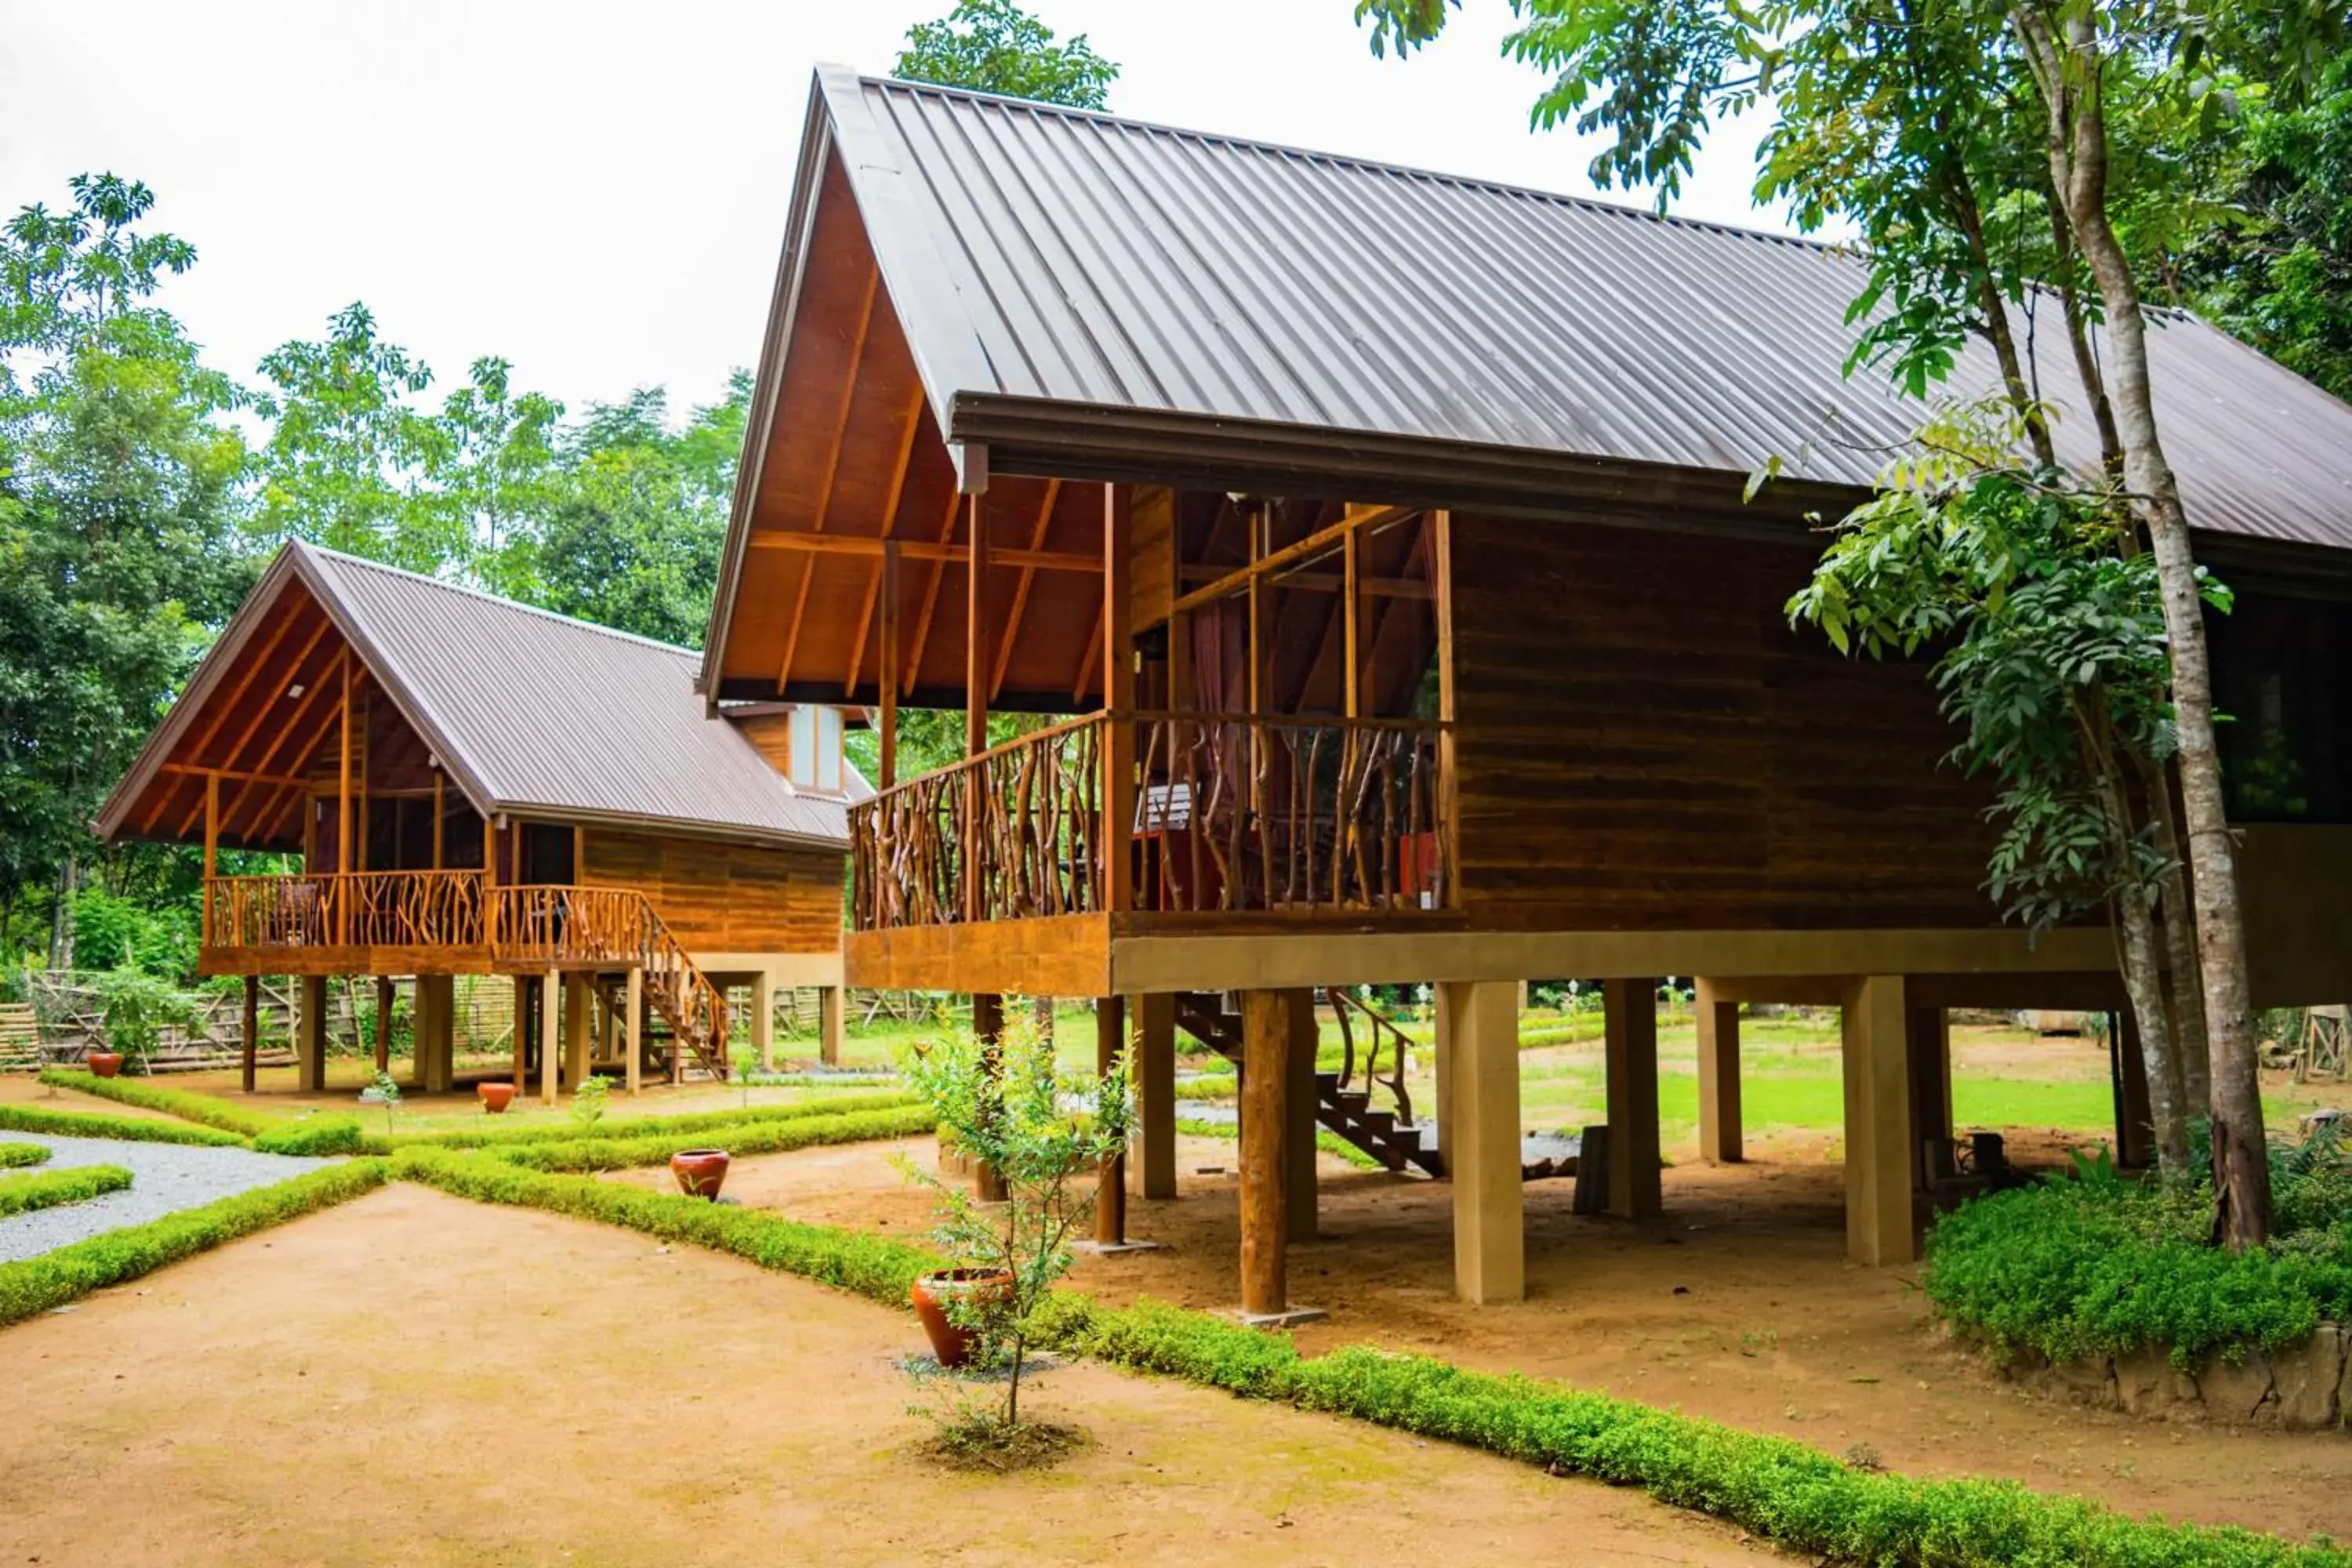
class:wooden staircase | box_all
[1171,990,1446,1177]
[500,885,730,1080]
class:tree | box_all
[1355,0,2343,1247]
[895,0,1120,108]
[0,175,253,970]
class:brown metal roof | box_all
[782,65,2352,552]
[101,543,855,850]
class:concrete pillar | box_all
[1841,974,1916,1265]
[1134,993,1178,1200]
[1283,987,1318,1243]
[539,967,561,1107]
[752,969,777,1072]
[1238,989,1293,1319]
[1907,1004,1954,1186]
[1433,987,1456,1175]
[624,967,644,1097]
[1094,997,1128,1246]
[972,993,1007,1202]
[1603,977,1662,1221]
[818,985,844,1067]
[1694,979,1743,1164]
[562,972,590,1090]
[296,975,329,1092]
[1439,980,1524,1304]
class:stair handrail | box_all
[1325,987,1415,1128]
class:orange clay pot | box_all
[477,1082,516,1114]
[910,1268,1014,1368]
[86,1051,125,1080]
[670,1148,731,1200]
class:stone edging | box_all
[1979,1323,2350,1430]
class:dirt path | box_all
[0,1184,1787,1568]
[648,1133,2352,1543]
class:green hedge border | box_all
[482,1104,938,1172]
[0,1103,248,1148]
[384,1090,922,1152]
[38,1069,278,1138]
[399,1149,2350,1568]
[0,1163,133,1218]
[0,1161,388,1327]
[0,1143,53,1170]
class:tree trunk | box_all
[2140,763,2212,1114]
[2015,5,2271,1247]
[1954,178,2057,470]
[47,850,77,972]
[2115,886,2191,1177]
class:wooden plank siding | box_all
[578,829,842,954]
[1446,514,1997,932]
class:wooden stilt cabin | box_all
[702,69,2352,1312]
[98,541,864,1101]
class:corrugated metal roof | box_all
[815,66,2352,552]
[298,543,851,848]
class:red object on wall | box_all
[1399,831,1442,907]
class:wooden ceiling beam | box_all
[179,598,306,766]
[843,381,927,698]
[1069,596,1104,706]
[902,485,967,698]
[219,649,348,833]
[777,261,880,696]
[989,478,1062,702]
[212,613,335,777]
[1170,505,1419,619]
[749,532,1098,574]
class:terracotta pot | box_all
[87,1051,125,1080]
[477,1082,516,1114]
[670,1148,731,1200]
[911,1268,1014,1369]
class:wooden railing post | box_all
[1102,485,1134,914]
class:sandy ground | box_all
[0,1073,193,1123]
[0,1185,1789,1568]
[637,1131,2352,1544]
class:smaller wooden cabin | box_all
[97,541,865,1099]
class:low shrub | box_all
[481,1103,938,1173]
[408,1153,2350,1568]
[1925,1168,2352,1367]
[0,1161,388,1327]
[0,1163,133,1218]
[0,1143,52,1170]
[39,1068,278,1138]
[253,1119,369,1158]
[0,1103,246,1148]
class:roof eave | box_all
[497,799,848,855]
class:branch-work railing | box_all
[848,710,1450,932]
[201,871,731,1078]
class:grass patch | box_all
[0,1103,248,1148]
[0,1161,389,1328]
[1173,1116,1384,1172]
[0,1143,53,1170]
[405,1148,2348,1568]
[0,1163,132,1218]
[38,1069,280,1138]
[478,1103,940,1173]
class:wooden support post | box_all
[624,967,644,1096]
[336,658,353,897]
[1283,987,1318,1243]
[241,975,260,1094]
[818,985,844,1067]
[297,975,328,1093]
[511,975,528,1091]
[1603,978,1663,1221]
[563,971,590,1091]
[879,543,900,788]
[373,976,394,1074]
[751,969,776,1072]
[1238,989,1291,1319]
[1439,980,1524,1304]
[1840,975,1916,1266]
[540,967,561,1107]
[1094,996,1128,1246]
[1135,993,1177,1200]
[201,774,220,945]
[2114,1008,2154,1171]
[431,771,445,869]
[972,993,1007,1202]
[1694,979,1744,1164]
[1907,1004,1955,1186]
[964,495,989,924]
[414,975,456,1093]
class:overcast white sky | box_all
[1,0,1790,418]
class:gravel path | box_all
[0,1131,328,1264]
